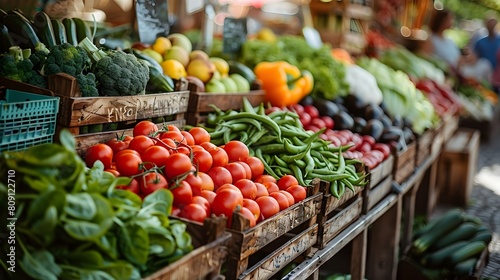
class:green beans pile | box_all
[200,98,367,198]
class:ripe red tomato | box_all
[320,116,335,130]
[215,183,242,196]
[254,174,277,184]
[105,168,120,177]
[141,145,170,169]
[128,135,154,155]
[201,190,216,206]
[189,127,211,145]
[171,205,181,217]
[115,152,142,176]
[255,182,269,198]
[192,149,213,172]
[180,203,207,223]
[192,196,211,216]
[235,161,252,179]
[373,143,391,159]
[180,131,195,146]
[239,207,256,227]
[170,181,193,208]
[115,178,140,195]
[223,140,250,162]
[133,120,159,137]
[269,192,290,211]
[85,143,113,169]
[156,137,177,152]
[244,156,265,179]
[161,130,185,144]
[198,172,215,192]
[279,190,295,206]
[163,124,180,132]
[106,135,132,154]
[164,153,193,180]
[243,198,260,220]
[256,196,280,220]
[184,173,203,196]
[225,162,247,183]
[209,147,229,167]
[262,181,280,194]
[139,172,168,196]
[206,166,232,190]
[234,179,258,199]
[277,175,299,191]
[286,185,307,202]
[200,141,216,151]
[303,105,320,119]
[212,188,243,226]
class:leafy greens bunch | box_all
[0,130,193,280]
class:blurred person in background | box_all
[428,8,461,69]
[474,12,500,84]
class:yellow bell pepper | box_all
[254,61,314,107]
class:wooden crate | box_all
[362,155,395,214]
[441,113,459,144]
[225,180,323,280]
[396,247,489,280]
[431,120,445,157]
[186,82,266,126]
[415,128,435,167]
[392,140,417,185]
[316,180,364,249]
[437,128,480,207]
[366,154,395,190]
[459,101,500,142]
[144,216,231,280]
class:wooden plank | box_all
[319,180,363,216]
[415,128,434,167]
[188,90,266,113]
[350,229,367,280]
[319,197,363,248]
[364,175,393,213]
[400,175,424,255]
[238,225,319,280]
[393,140,417,184]
[415,158,439,219]
[366,155,394,189]
[366,197,401,280]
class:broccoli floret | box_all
[29,42,50,71]
[0,46,47,88]
[94,50,149,96]
[43,43,91,76]
[76,73,98,97]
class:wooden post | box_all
[400,176,423,255]
[350,229,367,280]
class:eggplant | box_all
[333,96,344,105]
[403,127,415,143]
[337,103,348,114]
[364,103,384,120]
[380,114,393,128]
[392,114,404,128]
[344,94,365,115]
[313,98,340,117]
[333,111,354,130]
[362,119,384,141]
[380,127,403,144]
[353,117,367,134]
[299,95,314,106]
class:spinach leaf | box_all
[59,129,76,152]
[98,261,135,280]
[95,233,118,260]
[19,250,61,280]
[63,219,106,241]
[148,233,176,257]
[65,250,104,267]
[77,269,115,280]
[65,193,97,220]
[142,189,174,216]
[108,189,141,220]
[23,143,68,166]
[25,189,65,225]
[31,205,58,245]
[24,175,54,193]
[170,221,193,251]
[118,223,150,266]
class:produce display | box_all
[0,130,193,279]
[408,209,492,279]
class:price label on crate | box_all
[223,17,247,55]
[135,0,170,44]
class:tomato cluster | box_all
[84,121,308,228]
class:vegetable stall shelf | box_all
[47,73,190,155]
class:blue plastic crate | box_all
[0,90,59,152]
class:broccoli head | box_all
[76,72,98,97]
[0,47,47,88]
[29,42,50,71]
[94,50,149,96]
[43,43,91,76]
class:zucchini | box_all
[412,209,466,255]
[1,14,40,49]
[62,18,78,46]
[51,19,67,44]
[431,222,479,250]
[0,23,14,53]
[0,8,7,18]
[72,17,91,43]
[8,9,33,24]
[421,240,468,268]
[453,257,478,277]
[469,231,492,244]
[412,209,463,240]
[228,60,256,83]
[33,11,56,48]
[446,241,486,266]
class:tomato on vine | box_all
[133,120,159,137]
[139,172,168,196]
[85,143,113,169]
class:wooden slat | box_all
[318,197,363,248]
[415,128,434,167]
[393,141,417,184]
[366,155,394,189]
[350,229,367,280]
[363,175,393,213]
[319,180,363,216]
[188,90,266,113]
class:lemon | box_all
[152,36,172,56]
[209,57,229,77]
[161,59,187,80]
[257,27,277,42]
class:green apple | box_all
[205,79,226,93]
[229,73,250,92]
[220,77,238,93]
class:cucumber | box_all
[412,209,466,255]
[421,240,468,268]
[446,241,486,266]
[8,9,33,24]
[0,23,14,53]
[228,60,256,83]
[453,257,478,277]
[51,19,67,44]
[431,222,479,250]
[72,17,91,43]
[62,18,78,46]
[469,231,492,244]
[1,14,40,49]
[33,11,56,48]
[412,209,464,240]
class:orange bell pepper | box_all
[254,61,314,107]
